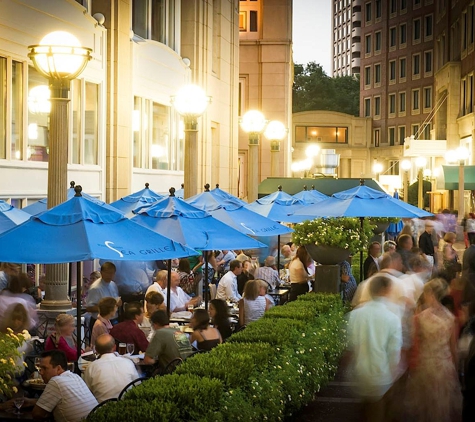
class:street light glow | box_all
[264,120,286,140]
[401,159,411,171]
[456,146,470,161]
[240,110,267,133]
[415,156,427,168]
[305,144,320,158]
[373,162,383,174]
[173,85,210,117]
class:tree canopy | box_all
[292,62,360,116]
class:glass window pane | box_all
[0,57,6,159]
[250,11,258,32]
[295,126,306,142]
[152,0,166,43]
[133,0,148,39]
[12,61,23,160]
[133,97,143,168]
[27,66,50,162]
[151,102,169,170]
[71,79,81,164]
[84,82,98,165]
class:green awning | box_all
[442,165,475,190]
[258,177,385,197]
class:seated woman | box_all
[189,309,222,351]
[90,297,118,348]
[209,299,232,341]
[177,258,197,296]
[140,291,166,340]
[45,314,78,362]
[239,279,272,326]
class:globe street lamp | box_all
[172,85,210,198]
[400,159,411,203]
[264,120,287,177]
[28,31,92,310]
[415,157,427,209]
[372,162,383,181]
[240,110,267,201]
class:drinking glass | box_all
[126,343,134,355]
[12,390,24,415]
[118,343,127,355]
[34,357,41,371]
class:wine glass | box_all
[34,357,41,371]
[126,343,134,355]
[12,390,24,415]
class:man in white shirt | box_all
[216,260,242,302]
[26,350,98,422]
[86,262,121,318]
[348,275,402,421]
[145,269,168,304]
[254,256,281,289]
[84,334,139,403]
[165,271,201,312]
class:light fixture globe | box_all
[240,110,267,134]
[264,120,286,140]
[401,159,411,171]
[456,146,470,161]
[415,156,427,168]
[373,162,383,174]
[28,31,92,80]
[173,84,210,118]
[305,144,320,158]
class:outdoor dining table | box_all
[0,408,35,421]
[268,288,290,305]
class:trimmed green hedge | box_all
[86,293,347,422]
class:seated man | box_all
[25,350,98,422]
[254,256,281,289]
[164,271,201,313]
[109,301,149,354]
[143,310,193,370]
[216,259,242,303]
[84,334,139,403]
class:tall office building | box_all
[332,0,361,77]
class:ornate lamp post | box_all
[172,85,210,199]
[240,110,267,201]
[400,159,411,203]
[28,31,92,310]
[373,162,383,182]
[415,156,427,209]
[264,120,287,177]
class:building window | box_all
[390,0,397,15]
[374,96,381,117]
[424,50,433,74]
[389,60,396,82]
[374,128,380,147]
[249,11,258,32]
[423,86,432,109]
[412,89,420,111]
[364,98,371,117]
[399,91,406,113]
[463,12,468,50]
[365,2,372,22]
[412,124,419,137]
[469,74,474,113]
[365,34,372,54]
[413,53,421,76]
[389,93,396,115]
[423,123,431,140]
[400,57,407,79]
[374,63,381,84]
[375,0,382,18]
[375,31,382,52]
[133,96,182,171]
[401,0,407,11]
[399,126,406,144]
[365,66,371,86]
[11,61,23,161]
[294,126,348,143]
[413,18,421,43]
[400,23,407,45]
[424,14,433,39]
[414,0,421,8]
[388,127,396,146]
[390,27,397,48]
[132,0,179,51]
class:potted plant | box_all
[0,328,30,397]
[368,217,400,234]
[292,217,375,265]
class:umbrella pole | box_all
[68,263,72,298]
[76,262,81,372]
[277,235,281,271]
[359,217,364,283]
[204,251,209,310]
[166,260,171,316]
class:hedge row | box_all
[86,293,347,422]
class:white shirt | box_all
[216,271,241,302]
[145,282,166,303]
[36,371,98,422]
[86,278,120,318]
[84,353,139,403]
[348,298,402,399]
[165,287,191,312]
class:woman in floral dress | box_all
[405,278,462,422]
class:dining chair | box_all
[118,377,149,400]
[160,357,183,376]
[88,398,118,415]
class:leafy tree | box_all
[293,62,360,116]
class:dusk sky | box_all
[293,0,332,74]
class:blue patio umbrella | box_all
[23,181,106,216]
[210,184,247,207]
[0,187,198,264]
[246,186,304,223]
[109,183,164,216]
[292,186,328,205]
[0,200,30,234]
[186,184,293,237]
